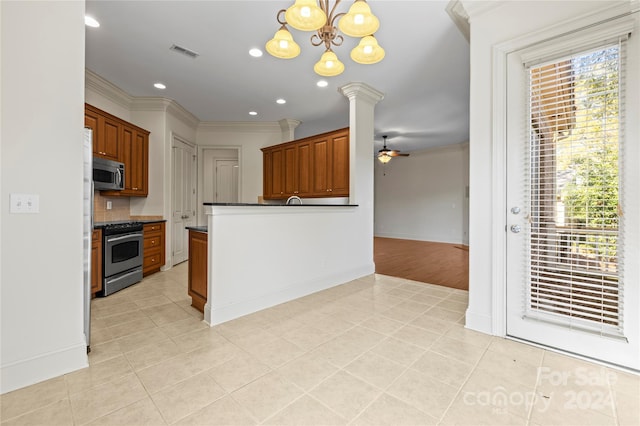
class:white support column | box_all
[279,118,301,142]
[338,83,384,206]
[339,82,384,272]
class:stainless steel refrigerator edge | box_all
[83,127,92,352]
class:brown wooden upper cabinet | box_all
[85,105,119,161]
[85,103,149,197]
[261,128,349,200]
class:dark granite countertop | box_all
[202,203,358,207]
[186,226,208,233]
[94,218,166,228]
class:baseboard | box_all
[0,343,88,394]
[205,263,375,326]
[464,308,494,335]
[374,232,465,245]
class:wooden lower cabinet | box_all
[188,230,208,312]
[91,229,103,295]
[143,222,165,276]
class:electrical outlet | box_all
[106,201,112,210]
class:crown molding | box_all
[167,101,200,129]
[197,121,284,133]
[129,97,172,111]
[458,0,504,22]
[130,97,200,129]
[85,69,132,109]
[339,82,385,105]
[446,0,470,42]
[278,119,301,133]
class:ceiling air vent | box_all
[169,44,199,59]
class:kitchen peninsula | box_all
[194,202,372,326]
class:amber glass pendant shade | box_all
[338,0,379,37]
[313,50,345,76]
[350,35,385,64]
[265,28,301,59]
[285,0,326,31]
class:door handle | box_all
[510,225,521,233]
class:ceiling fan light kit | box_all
[378,135,409,163]
[266,0,384,76]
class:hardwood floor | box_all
[374,237,469,290]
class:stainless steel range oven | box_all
[100,222,143,296]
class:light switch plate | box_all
[10,193,40,214]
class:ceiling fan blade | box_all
[388,151,409,157]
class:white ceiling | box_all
[85,0,470,153]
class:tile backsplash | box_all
[93,191,130,222]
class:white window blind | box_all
[524,36,627,337]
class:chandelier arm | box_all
[276,9,287,25]
[310,34,324,47]
[326,0,342,23]
[329,11,346,28]
[332,34,344,47]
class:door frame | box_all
[197,146,241,225]
[170,133,197,267]
[488,4,637,339]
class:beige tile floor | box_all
[1,263,638,425]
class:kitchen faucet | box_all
[286,195,302,205]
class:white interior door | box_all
[172,137,196,265]
[203,149,239,214]
[505,20,639,370]
[215,160,239,203]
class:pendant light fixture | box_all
[266,0,384,77]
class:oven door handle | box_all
[106,233,144,243]
[105,268,142,285]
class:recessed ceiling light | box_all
[249,48,263,58]
[85,16,100,28]
[154,82,166,90]
[317,80,329,88]
[276,99,286,105]
[249,111,258,116]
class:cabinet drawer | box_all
[144,223,163,233]
[144,253,162,268]
[144,235,162,250]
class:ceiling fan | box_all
[378,135,409,163]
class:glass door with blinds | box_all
[505,19,639,370]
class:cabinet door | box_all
[131,130,149,196]
[297,141,312,196]
[91,229,102,295]
[283,144,297,196]
[85,109,101,155]
[121,126,134,192]
[330,132,350,196]
[101,116,120,161]
[118,125,149,197]
[269,148,285,198]
[311,137,330,196]
[188,230,208,312]
[263,150,272,198]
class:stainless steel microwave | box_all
[93,157,124,191]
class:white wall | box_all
[374,143,469,244]
[205,206,370,324]
[1,1,88,393]
[196,123,285,206]
[462,0,635,333]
